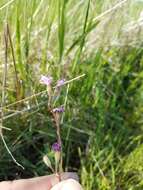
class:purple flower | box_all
[56,79,66,87]
[53,106,64,113]
[40,75,53,86]
[52,142,61,152]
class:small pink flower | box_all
[56,79,66,87]
[52,142,61,152]
[53,106,65,113]
[40,75,53,86]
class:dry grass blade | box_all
[93,0,128,22]
[7,23,21,101]
[0,24,24,170]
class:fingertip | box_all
[61,172,79,181]
[50,172,79,187]
[51,179,83,190]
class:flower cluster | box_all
[56,79,66,87]
[53,106,65,113]
[52,142,61,152]
[40,74,66,176]
[40,75,65,88]
[40,75,53,86]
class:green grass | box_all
[0,0,143,189]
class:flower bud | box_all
[43,155,54,172]
[52,142,61,173]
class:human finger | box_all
[51,179,83,190]
[0,172,78,190]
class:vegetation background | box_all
[0,0,143,189]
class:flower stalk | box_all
[40,74,85,181]
[40,75,65,180]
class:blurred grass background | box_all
[0,0,143,189]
